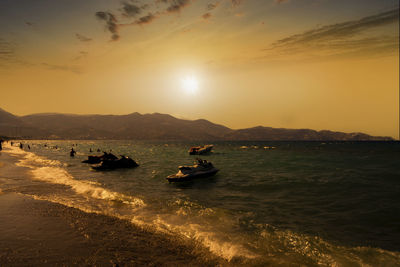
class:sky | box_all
[0,0,399,138]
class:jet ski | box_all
[166,159,219,182]
[188,145,213,155]
[91,155,139,171]
[82,152,118,164]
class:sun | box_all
[181,76,199,94]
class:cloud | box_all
[272,9,399,49]
[95,11,120,41]
[159,0,191,13]
[0,38,33,67]
[202,12,212,20]
[25,21,34,26]
[75,33,92,42]
[135,13,157,25]
[207,2,219,11]
[94,0,198,39]
[73,51,89,61]
[42,63,81,74]
[121,1,142,17]
[230,0,243,7]
[267,8,399,58]
[0,39,15,63]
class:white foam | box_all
[5,144,145,208]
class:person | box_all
[89,148,92,152]
[19,143,23,149]
[0,139,3,151]
[27,144,31,150]
[70,148,76,157]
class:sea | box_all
[2,140,400,266]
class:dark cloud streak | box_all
[271,9,399,49]
[121,1,142,17]
[75,33,92,42]
[0,39,14,61]
[95,11,120,41]
[202,12,212,19]
[230,0,243,7]
[267,8,399,58]
[42,63,81,74]
[161,0,191,13]
[135,13,157,25]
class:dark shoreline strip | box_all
[0,192,225,266]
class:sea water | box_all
[2,140,400,266]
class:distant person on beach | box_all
[28,145,31,150]
[0,139,3,151]
[19,143,23,149]
[90,148,92,152]
[70,148,76,157]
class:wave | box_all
[6,144,145,208]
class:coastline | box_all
[0,147,225,266]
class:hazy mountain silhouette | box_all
[0,108,393,140]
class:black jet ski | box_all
[166,159,219,182]
[82,152,118,164]
[91,155,139,171]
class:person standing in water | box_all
[70,148,76,157]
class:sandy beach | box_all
[0,148,224,266]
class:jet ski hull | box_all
[166,168,219,182]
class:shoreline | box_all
[0,147,226,266]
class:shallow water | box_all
[2,140,400,266]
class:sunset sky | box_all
[0,0,398,138]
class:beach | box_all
[0,146,223,266]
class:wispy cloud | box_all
[42,63,81,74]
[160,0,191,13]
[95,0,245,40]
[75,33,92,42]
[135,13,157,25]
[207,2,220,11]
[73,51,89,61]
[267,8,399,59]
[230,0,243,7]
[202,12,212,20]
[95,11,120,41]
[0,38,15,63]
[121,1,142,17]
[0,38,34,67]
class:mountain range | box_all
[0,108,393,141]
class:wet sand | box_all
[0,149,225,266]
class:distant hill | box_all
[0,108,394,141]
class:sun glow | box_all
[181,76,199,94]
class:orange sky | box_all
[0,0,399,138]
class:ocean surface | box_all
[1,140,400,266]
